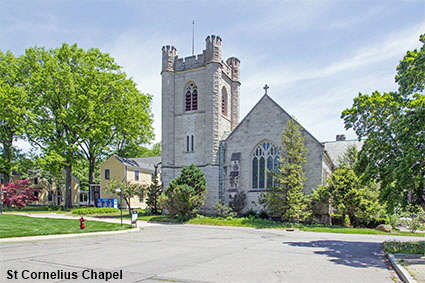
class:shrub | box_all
[383,241,425,254]
[1,179,41,208]
[71,207,120,215]
[258,209,269,219]
[400,208,425,233]
[215,202,237,218]
[331,214,343,226]
[244,208,257,218]
[229,191,247,215]
[160,165,207,218]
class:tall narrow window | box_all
[251,142,280,189]
[48,190,53,201]
[191,135,194,152]
[104,169,110,180]
[185,83,198,111]
[186,135,194,152]
[221,87,228,116]
[252,157,258,189]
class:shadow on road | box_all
[284,240,386,269]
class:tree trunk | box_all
[65,164,73,209]
[125,197,132,216]
[1,133,13,184]
[88,157,96,185]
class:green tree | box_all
[312,146,386,227]
[23,43,153,208]
[323,168,366,226]
[0,51,29,184]
[105,178,145,216]
[342,34,425,211]
[115,141,161,158]
[260,119,310,222]
[160,164,207,218]
[145,163,162,214]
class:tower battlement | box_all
[226,57,241,81]
[161,45,177,72]
[204,35,222,63]
[175,54,205,71]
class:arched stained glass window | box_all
[252,141,280,189]
[185,83,198,111]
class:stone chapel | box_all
[161,35,336,214]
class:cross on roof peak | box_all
[263,84,269,95]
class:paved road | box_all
[1,223,423,283]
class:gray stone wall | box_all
[223,95,327,212]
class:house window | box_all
[104,169,110,180]
[186,135,194,152]
[185,83,198,111]
[135,170,139,181]
[48,190,53,202]
[252,141,280,189]
[221,87,228,116]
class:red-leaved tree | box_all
[1,179,41,208]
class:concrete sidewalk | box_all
[392,254,425,283]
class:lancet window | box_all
[185,83,198,111]
[252,141,280,189]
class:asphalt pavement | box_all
[1,213,424,283]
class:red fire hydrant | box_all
[79,216,85,229]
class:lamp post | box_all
[115,188,122,226]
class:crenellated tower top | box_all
[226,57,241,81]
[161,45,177,72]
[204,35,222,63]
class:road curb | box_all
[0,227,140,243]
[387,253,417,283]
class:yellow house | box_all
[100,155,161,209]
[1,172,80,207]
[33,174,80,206]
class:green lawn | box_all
[0,214,131,238]
[138,215,425,237]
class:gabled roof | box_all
[225,94,323,148]
[114,156,161,171]
[323,139,364,167]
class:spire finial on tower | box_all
[192,20,195,55]
[263,84,269,95]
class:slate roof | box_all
[114,156,161,171]
[322,139,364,167]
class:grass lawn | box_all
[0,214,131,238]
[138,214,425,237]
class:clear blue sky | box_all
[1,0,424,147]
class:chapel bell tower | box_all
[161,35,241,213]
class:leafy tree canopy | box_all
[341,34,425,211]
[0,51,29,184]
[105,178,145,216]
[19,43,153,207]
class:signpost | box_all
[131,210,138,227]
[115,188,122,226]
